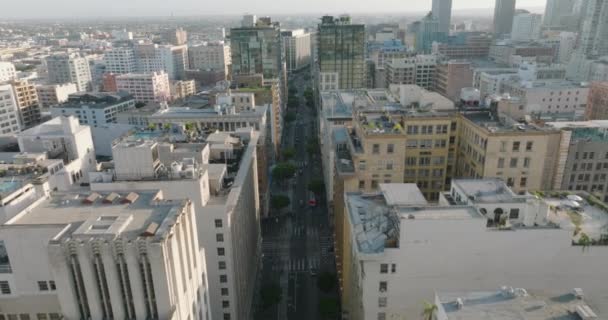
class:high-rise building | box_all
[103,47,137,74]
[511,12,542,41]
[188,41,231,75]
[317,15,366,89]
[579,0,608,58]
[585,82,608,120]
[134,44,189,80]
[230,16,284,79]
[414,13,444,53]
[544,0,577,28]
[0,84,22,135]
[46,53,93,92]
[0,62,16,82]
[281,29,312,72]
[36,83,78,108]
[116,72,171,103]
[432,0,453,34]
[493,0,517,37]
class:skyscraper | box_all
[544,0,576,28]
[511,12,543,41]
[493,0,517,37]
[414,13,443,53]
[432,0,453,34]
[579,0,608,58]
[230,16,284,79]
[317,15,366,89]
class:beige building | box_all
[434,60,474,102]
[171,79,196,101]
[6,79,41,128]
[36,83,78,109]
[116,72,170,103]
[585,82,608,120]
[188,41,231,75]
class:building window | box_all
[520,177,527,187]
[378,297,388,308]
[38,281,49,291]
[217,248,225,256]
[507,178,514,187]
[377,312,386,320]
[509,208,520,219]
[391,264,397,273]
[510,158,518,168]
[223,313,231,320]
[219,261,226,270]
[523,157,530,168]
[386,161,393,170]
[380,264,388,274]
[405,157,417,166]
[220,275,228,283]
[216,234,224,242]
[406,140,418,148]
[372,144,380,154]
[512,141,520,152]
[36,314,47,320]
[379,281,387,292]
[0,240,12,273]
[525,141,533,151]
[358,161,367,171]
[221,288,229,296]
[222,300,230,308]
[371,180,379,188]
[49,281,56,290]
[215,219,223,228]
[497,158,504,168]
[387,144,394,154]
[0,281,10,294]
[359,180,365,189]
[500,141,507,152]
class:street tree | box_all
[318,298,340,319]
[316,272,337,293]
[260,283,282,310]
[270,195,290,210]
[272,162,296,182]
[282,147,296,160]
[284,112,297,123]
[308,179,325,195]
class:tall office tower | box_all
[134,44,189,80]
[46,53,93,92]
[544,0,576,28]
[317,15,366,89]
[230,16,284,79]
[103,47,137,74]
[493,0,517,37]
[432,0,453,34]
[281,29,312,72]
[415,13,443,53]
[511,12,543,41]
[579,0,608,58]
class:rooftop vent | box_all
[141,222,159,237]
[121,192,139,204]
[82,192,101,204]
[103,192,120,204]
[455,298,464,309]
[573,288,584,299]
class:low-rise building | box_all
[115,72,171,103]
[51,92,136,126]
[171,79,196,101]
[36,83,78,109]
[385,55,437,90]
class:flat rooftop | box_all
[452,179,525,203]
[462,111,556,133]
[9,191,186,241]
[438,289,599,320]
[59,91,134,109]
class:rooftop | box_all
[452,179,525,204]
[462,110,556,133]
[545,121,608,142]
[438,289,599,320]
[9,191,187,242]
[57,91,134,109]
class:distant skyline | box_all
[1,0,547,19]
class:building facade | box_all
[230,17,284,79]
[134,44,189,80]
[7,79,41,128]
[103,47,137,74]
[585,82,608,120]
[511,13,542,41]
[46,53,93,92]
[434,60,474,102]
[281,29,312,72]
[51,92,136,126]
[188,41,231,75]
[431,0,452,34]
[0,84,22,135]
[36,83,78,109]
[493,0,517,36]
[115,72,171,103]
[0,62,16,82]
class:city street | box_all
[255,68,338,320]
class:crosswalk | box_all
[269,257,321,272]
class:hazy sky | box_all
[1,0,547,19]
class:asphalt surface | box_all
[255,69,338,320]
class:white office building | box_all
[36,83,78,108]
[0,189,211,320]
[50,92,136,126]
[188,41,231,74]
[0,62,16,82]
[511,13,542,41]
[45,54,93,92]
[90,130,261,320]
[134,44,188,80]
[385,55,437,90]
[281,29,312,72]
[116,72,170,103]
[341,180,608,320]
[0,84,22,136]
[103,47,137,74]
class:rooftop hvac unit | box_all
[455,298,464,309]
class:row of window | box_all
[406,124,452,135]
[574,151,608,160]
[572,162,608,172]
[0,314,61,320]
[497,157,531,169]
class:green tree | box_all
[308,179,325,195]
[135,101,146,108]
[422,301,438,320]
[318,298,340,319]
[288,96,300,109]
[283,148,296,160]
[260,284,282,310]
[306,138,319,155]
[184,122,196,132]
[284,112,297,123]
[316,272,337,293]
[270,195,290,210]
[272,162,296,181]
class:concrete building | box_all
[317,15,366,89]
[385,55,437,90]
[45,53,93,92]
[545,120,608,202]
[340,180,608,319]
[431,0,452,35]
[499,79,590,120]
[435,289,601,320]
[18,116,97,186]
[163,27,188,45]
[434,60,474,102]
[36,83,78,109]
[134,44,189,80]
[557,31,578,64]
[0,189,210,320]
[6,79,41,128]
[544,0,577,28]
[188,41,231,75]
[230,16,284,79]
[111,29,133,41]
[0,62,16,82]
[281,29,312,72]
[414,13,444,54]
[431,32,492,59]
[171,80,196,101]
[115,72,171,103]
[511,13,542,41]
[103,47,137,74]
[578,0,608,58]
[51,92,136,126]
[489,42,555,66]
[90,129,261,320]
[493,0,517,36]
[0,84,22,136]
[585,82,608,120]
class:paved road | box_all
[255,68,338,320]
